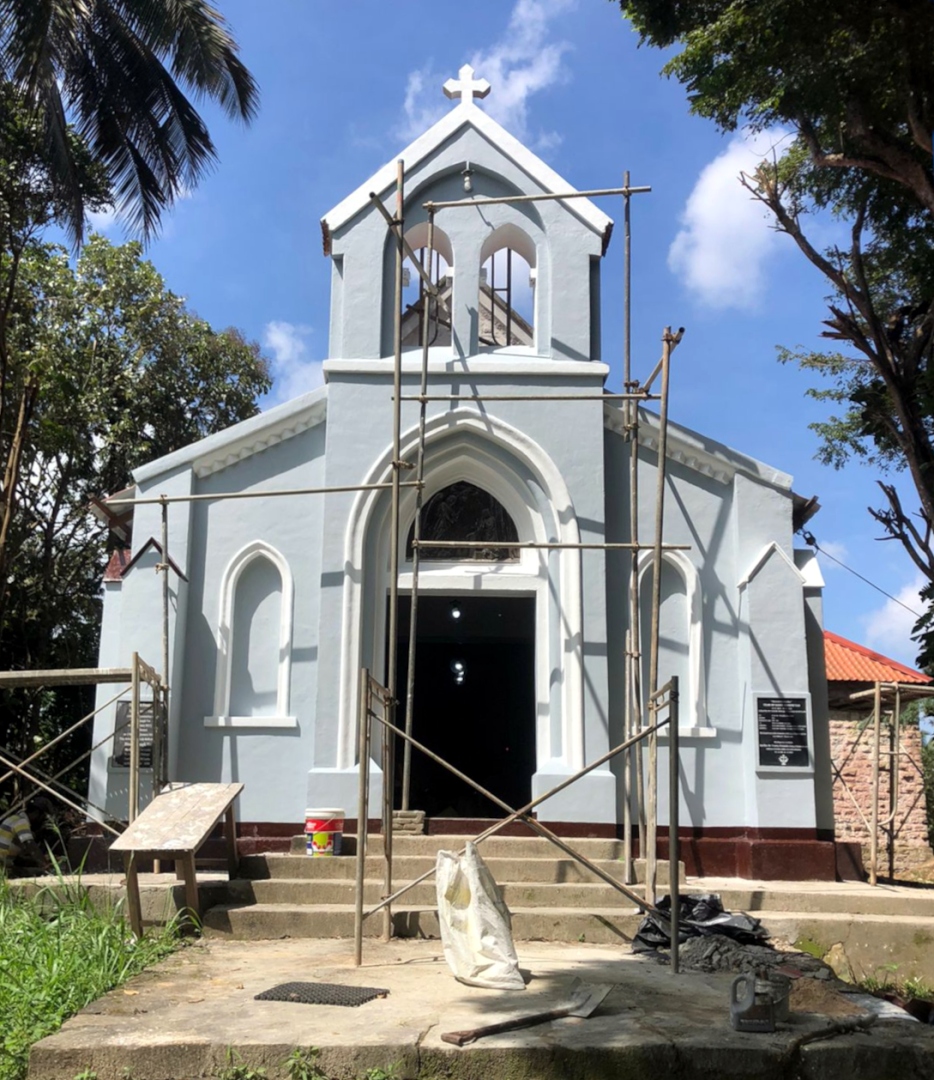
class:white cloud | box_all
[861,573,924,667]
[262,321,323,406]
[397,0,575,147]
[668,128,792,311]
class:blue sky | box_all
[90,0,926,667]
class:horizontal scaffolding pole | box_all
[105,481,422,508]
[399,393,661,403]
[0,668,133,688]
[413,539,690,551]
[424,185,652,212]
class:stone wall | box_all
[830,712,931,871]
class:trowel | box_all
[440,977,614,1046]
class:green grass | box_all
[0,874,179,1080]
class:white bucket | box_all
[305,808,345,856]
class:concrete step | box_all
[202,902,644,944]
[224,877,652,908]
[304,833,640,860]
[200,902,934,979]
[221,874,934,916]
[241,852,677,885]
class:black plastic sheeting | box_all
[254,982,389,1007]
[633,893,768,954]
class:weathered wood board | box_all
[111,782,243,855]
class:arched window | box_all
[205,541,295,727]
[480,224,536,348]
[401,223,453,347]
[638,551,707,730]
[407,481,519,561]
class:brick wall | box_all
[830,711,931,868]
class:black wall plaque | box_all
[111,701,154,769]
[756,695,810,768]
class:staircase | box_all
[202,833,676,943]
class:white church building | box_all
[89,68,837,879]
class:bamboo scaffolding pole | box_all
[363,710,670,920]
[357,714,670,921]
[413,540,689,551]
[645,328,677,906]
[382,160,406,942]
[129,653,140,823]
[0,684,129,787]
[354,668,371,966]
[105,482,422,508]
[401,211,435,812]
[870,681,882,886]
[399,393,660,403]
[0,750,120,834]
[666,677,681,974]
[424,185,651,211]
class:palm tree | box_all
[0,0,258,242]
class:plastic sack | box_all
[436,842,525,990]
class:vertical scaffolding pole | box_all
[869,680,881,886]
[669,675,681,975]
[354,668,371,966]
[159,497,170,791]
[128,652,140,823]
[646,329,674,906]
[402,210,435,811]
[383,160,405,940]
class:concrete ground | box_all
[28,937,934,1080]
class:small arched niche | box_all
[401,223,453,348]
[479,223,536,348]
[407,480,520,561]
[637,551,707,731]
[206,540,295,728]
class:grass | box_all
[0,872,179,1080]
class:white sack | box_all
[435,841,525,990]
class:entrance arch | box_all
[336,409,584,785]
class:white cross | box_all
[443,64,491,103]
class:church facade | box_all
[89,69,836,877]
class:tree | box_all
[0,232,271,782]
[0,0,258,242]
[616,0,934,661]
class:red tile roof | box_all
[824,630,931,685]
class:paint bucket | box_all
[305,808,345,856]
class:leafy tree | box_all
[0,0,258,241]
[615,0,934,661]
[0,233,270,786]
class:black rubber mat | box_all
[254,982,389,1007]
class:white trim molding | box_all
[336,407,584,774]
[637,549,710,734]
[204,539,296,729]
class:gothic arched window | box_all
[479,224,536,348]
[407,481,519,561]
[401,223,453,347]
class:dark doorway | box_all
[392,595,535,818]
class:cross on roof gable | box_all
[321,68,612,255]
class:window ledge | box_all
[204,715,297,729]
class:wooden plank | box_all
[110,782,243,855]
[179,851,200,924]
[123,852,143,939]
[0,668,133,688]
[225,804,239,878]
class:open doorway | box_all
[392,594,535,818]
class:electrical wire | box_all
[802,531,922,618]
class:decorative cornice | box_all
[194,397,327,479]
[603,403,792,491]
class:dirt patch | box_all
[790,978,864,1018]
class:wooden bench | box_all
[110,781,243,937]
